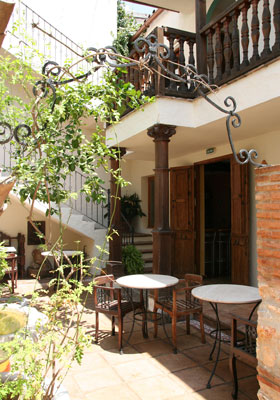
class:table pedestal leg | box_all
[207,302,221,389]
[140,289,149,338]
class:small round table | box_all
[116,274,179,339]
[192,284,261,389]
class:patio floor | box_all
[13,279,259,400]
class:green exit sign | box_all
[206,147,216,154]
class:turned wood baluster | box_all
[261,0,272,56]
[272,0,280,51]
[188,39,195,92]
[167,33,178,91]
[206,29,214,84]
[178,36,187,93]
[230,9,241,71]
[250,0,261,62]
[240,2,250,66]
[214,22,223,82]
[134,53,140,91]
[129,59,134,87]
[222,16,232,76]
[188,39,195,66]
[188,39,196,91]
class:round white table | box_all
[116,274,178,290]
[192,284,261,389]
[116,274,179,340]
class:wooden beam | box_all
[195,0,207,75]
[147,124,176,275]
[0,1,15,48]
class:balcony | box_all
[123,0,280,99]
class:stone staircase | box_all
[133,233,153,273]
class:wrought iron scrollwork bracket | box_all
[1,36,268,168]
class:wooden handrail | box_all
[200,0,246,34]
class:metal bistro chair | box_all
[230,315,257,399]
[93,274,144,353]
[153,273,205,353]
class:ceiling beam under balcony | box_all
[0,1,15,48]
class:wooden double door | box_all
[170,155,249,284]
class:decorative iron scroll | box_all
[1,35,267,167]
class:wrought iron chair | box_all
[153,273,205,353]
[93,274,144,353]
[230,316,257,399]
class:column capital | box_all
[147,124,176,142]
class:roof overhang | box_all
[0,1,15,48]
[124,0,185,13]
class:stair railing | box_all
[63,170,109,229]
[120,213,135,246]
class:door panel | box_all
[171,167,195,277]
[230,157,249,284]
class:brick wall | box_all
[256,165,280,400]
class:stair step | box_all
[144,258,153,263]
[134,240,153,246]
[139,248,153,254]
[144,265,153,273]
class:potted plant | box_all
[122,244,144,275]
[121,193,146,224]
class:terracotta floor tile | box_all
[114,358,164,382]
[127,374,187,400]
[204,358,256,382]
[175,333,206,351]
[152,352,197,373]
[71,351,109,371]
[192,383,250,399]
[15,279,258,400]
[123,328,152,345]
[133,338,173,357]
[100,346,145,365]
[74,366,123,392]
[172,366,224,392]
[84,384,141,400]
[185,344,228,365]
[155,323,187,339]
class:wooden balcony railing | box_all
[124,26,197,99]
[124,0,280,101]
[200,0,280,86]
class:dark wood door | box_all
[230,157,249,284]
[170,166,195,277]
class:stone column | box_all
[147,124,176,275]
[255,165,280,399]
[109,147,126,263]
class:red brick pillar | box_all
[256,165,280,399]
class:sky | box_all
[19,0,156,48]
[125,2,157,14]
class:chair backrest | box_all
[93,274,115,286]
[93,274,119,308]
[184,274,203,288]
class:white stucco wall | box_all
[0,194,95,270]
[120,128,280,287]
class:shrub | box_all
[122,245,144,275]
